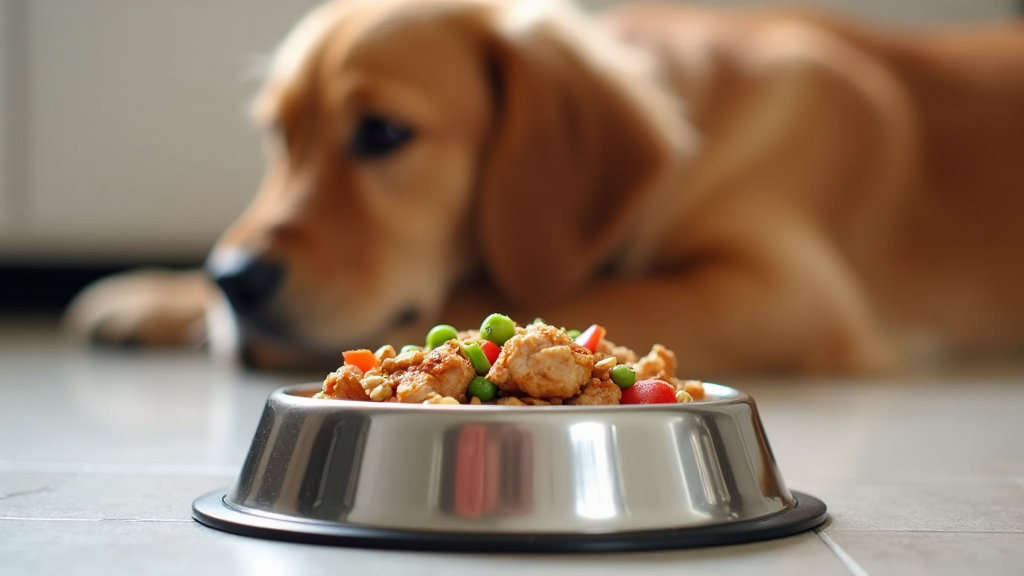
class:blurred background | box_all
[0,0,1021,313]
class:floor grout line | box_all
[816,528,870,576]
[0,517,192,523]
[793,475,1024,486]
[823,529,1024,534]
[0,461,239,476]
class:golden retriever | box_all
[65,0,1024,378]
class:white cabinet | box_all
[1,0,320,261]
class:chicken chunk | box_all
[487,323,594,399]
[677,379,706,400]
[567,378,622,405]
[317,364,371,401]
[596,339,639,365]
[394,341,475,403]
[634,344,678,381]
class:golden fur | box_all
[65,0,1024,378]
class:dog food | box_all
[315,314,705,406]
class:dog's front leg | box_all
[536,228,898,378]
[63,268,213,348]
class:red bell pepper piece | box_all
[479,339,501,365]
[573,324,606,352]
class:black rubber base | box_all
[192,490,827,553]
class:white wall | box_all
[586,0,1017,24]
[0,0,11,232]
[0,0,1018,263]
[0,0,322,263]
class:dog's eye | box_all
[349,115,414,158]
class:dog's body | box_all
[66,0,1024,378]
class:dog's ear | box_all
[476,11,685,307]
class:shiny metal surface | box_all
[222,383,795,535]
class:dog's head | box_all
[208,0,687,368]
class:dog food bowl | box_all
[193,383,826,552]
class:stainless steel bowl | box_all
[193,383,825,551]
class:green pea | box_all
[480,313,516,345]
[531,317,546,325]
[467,376,498,402]
[460,341,491,375]
[425,324,459,350]
[400,344,422,354]
[566,329,581,339]
[610,365,637,389]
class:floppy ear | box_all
[476,11,685,308]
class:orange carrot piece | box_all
[343,349,380,373]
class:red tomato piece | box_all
[620,379,677,405]
[479,340,501,365]
[574,324,606,353]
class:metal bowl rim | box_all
[275,381,748,413]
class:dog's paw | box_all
[63,268,212,347]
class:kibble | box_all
[369,384,393,401]
[360,375,388,392]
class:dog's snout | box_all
[206,250,284,317]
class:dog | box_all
[64,0,1024,378]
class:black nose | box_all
[206,250,284,317]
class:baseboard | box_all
[0,262,202,312]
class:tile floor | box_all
[1,317,1022,575]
